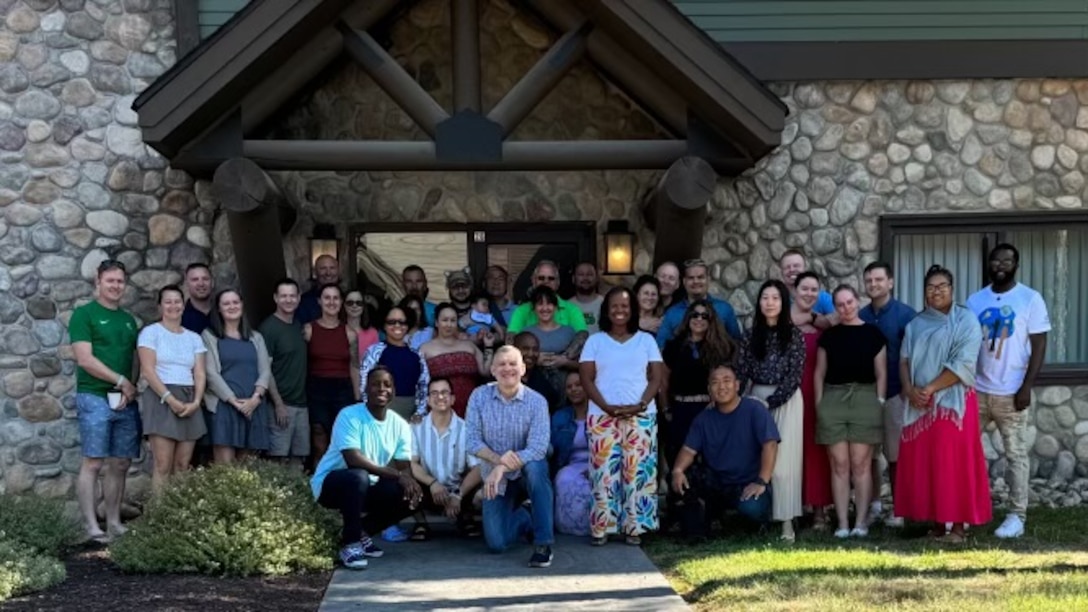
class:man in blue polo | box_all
[656,258,741,348]
[858,261,916,527]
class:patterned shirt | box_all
[465,382,550,496]
[736,327,805,410]
[412,412,479,494]
[360,342,430,416]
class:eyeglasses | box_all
[690,311,710,320]
[97,259,126,273]
[385,319,408,326]
[345,300,364,307]
[925,282,952,294]
[536,275,557,281]
[428,390,451,398]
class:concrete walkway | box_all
[318,533,689,611]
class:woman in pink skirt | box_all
[896,264,989,542]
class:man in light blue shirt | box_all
[466,345,554,568]
[656,259,742,348]
[311,367,423,570]
[779,249,836,328]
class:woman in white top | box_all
[137,284,207,493]
[578,287,664,547]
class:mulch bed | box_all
[3,546,331,612]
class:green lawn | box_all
[645,507,1088,611]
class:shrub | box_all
[111,461,338,576]
[0,538,66,602]
[0,494,81,557]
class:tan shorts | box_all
[268,405,310,458]
[881,395,906,461]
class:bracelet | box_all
[160,391,173,404]
[429,480,439,488]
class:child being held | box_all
[460,293,504,340]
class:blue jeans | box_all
[681,464,771,537]
[482,460,554,552]
[76,393,142,458]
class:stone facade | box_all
[1,0,1086,505]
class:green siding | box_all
[673,0,1088,42]
[198,0,250,38]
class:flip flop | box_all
[409,523,430,542]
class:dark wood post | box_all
[451,0,481,113]
[646,156,718,269]
[212,157,289,325]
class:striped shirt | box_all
[412,412,479,494]
[465,382,550,496]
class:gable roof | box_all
[134,0,785,169]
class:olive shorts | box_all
[816,383,884,446]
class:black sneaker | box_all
[528,545,553,568]
[359,536,385,558]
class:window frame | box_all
[879,211,1088,385]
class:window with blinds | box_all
[881,213,1088,374]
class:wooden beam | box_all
[212,158,288,325]
[338,21,450,138]
[487,21,592,137]
[451,0,481,113]
[173,0,200,57]
[521,0,687,137]
[242,139,705,170]
[647,156,717,269]
[239,0,401,134]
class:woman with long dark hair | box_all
[736,280,805,542]
[304,283,361,463]
[345,289,379,359]
[896,264,989,542]
[399,295,433,351]
[579,287,664,546]
[419,302,493,418]
[202,289,273,463]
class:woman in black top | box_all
[814,284,887,538]
[660,299,735,463]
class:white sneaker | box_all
[834,528,851,539]
[994,514,1024,539]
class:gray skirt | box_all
[141,384,207,442]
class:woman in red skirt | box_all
[791,272,833,529]
[896,264,989,542]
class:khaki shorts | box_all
[816,383,883,446]
[881,395,906,461]
[268,405,310,457]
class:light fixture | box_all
[309,223,340,277]
[603,220,635,275]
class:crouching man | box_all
[465,346,555,568]
[310,366,423,569]
[671,363,779,539]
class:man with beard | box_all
[402,265,437,325]
[571,262,604,334]
[181,262,213,333]
[656,259,741,348]
[298,255,341,324]
[967,243,1049,539]
[445,269,474,319]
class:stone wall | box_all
[0,0,212,499]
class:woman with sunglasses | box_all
[345,290,379,359]
[361,305,430,422]
[399,295,434,351]
[304,284,362,463]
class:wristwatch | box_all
[877,397,886,406]
[754,477,769,487]
[810,312,818,325]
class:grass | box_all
[644,507,1088,611]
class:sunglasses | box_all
[691,311,710,320]
[536,275,557,281]
[345,300,364,307]
[97,259,127,273]
[385,319,408,327]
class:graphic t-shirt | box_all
[966,283,1051,395]
[573,295,604,334]
[69,301,138,397]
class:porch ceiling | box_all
[132,0,786,174]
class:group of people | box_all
[70,242,1047,566]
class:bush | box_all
[0,538,66,602]
[0,494,81,557]
[111,461,338,576]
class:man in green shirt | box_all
[260,278,310,467]
[69,259,140,543]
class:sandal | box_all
[409,523,430,542]
[458,519,482,538]
[936,531,966,544]
[625,535,642,546]
[590,535,609,546]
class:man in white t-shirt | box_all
[966,243,1050,540]
[571,262,604,334]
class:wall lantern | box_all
[309,223,340,277]
[603,220,635,275]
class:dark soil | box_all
[3,546,331,612]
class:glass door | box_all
[469,223,596,301]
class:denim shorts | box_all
[76,392,142,459]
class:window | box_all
[880,212,1088,383]
[349,222,597,304]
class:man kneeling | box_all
[671,363,780,539]
[310,366,423,569]
[466,345,554,568]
